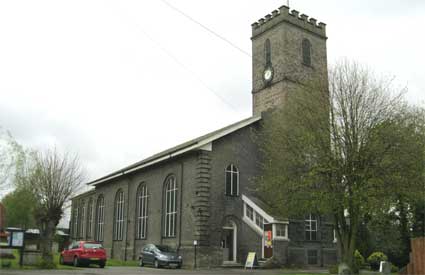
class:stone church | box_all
[70,4,337,267]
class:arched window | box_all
[264,39,271,66]
[113,190,125,240]
[164,176,177,237]
[302,38,312,66]
[136,184,148,239]
[86,198,93,239]
[72,205,79,238]
[95,195,105,241]
[79,200,85,239]
[225,164,239,196]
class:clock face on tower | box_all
[263,66,274,84]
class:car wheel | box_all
[99,261,105,268]
[154,259,160,268]
[139,258,144,267]
[73,256,79,267]
[177,264,182,269]
[59,255,64,265]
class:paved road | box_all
[0,266,326,275]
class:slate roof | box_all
[88,115,262,186]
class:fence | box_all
[404,237,424,275]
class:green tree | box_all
[1,186,37,228]
[256,60,425,270]
[411,198,425,237]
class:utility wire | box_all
[159,1,272,78]
[159,0,252,58]
[108,3,241,113]
[160,1,301,86]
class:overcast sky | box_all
[1,0,424,199]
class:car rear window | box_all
[83,243,103,249]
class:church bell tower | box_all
[251,6,328,115]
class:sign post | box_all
[193,240,198,269]
[245,252,258,269]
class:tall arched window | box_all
[95,195,105,241]
[264,39,271,66]
[113,190,125,240]
[302,38,312,66]
[79,200,86,239]
[86,198,93,239]
[136,184,148,239]
[225,164,239,196]
[164,176,177,237]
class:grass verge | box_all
[106,258,139,266]
[0,250,76,270]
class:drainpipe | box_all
[178,160,184,252]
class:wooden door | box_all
[264,223,273,258]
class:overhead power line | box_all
[105,3,241,113]
[159,0,252,58]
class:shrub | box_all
[391,263,399,273]
[367,252,388,271]
[36,258,57,269]
[329,265,338,274]
[354,250,365,269]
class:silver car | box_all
[139,244,182,268]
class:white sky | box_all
[1,0,424,201]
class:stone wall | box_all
[251,5,328,115]
[71,153,200,265]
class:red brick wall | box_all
[0,202,5,229]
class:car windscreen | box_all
[83,243,103,249]
[155,245,175,252]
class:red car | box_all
[60,241,107,268]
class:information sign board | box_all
[11,231,24,247]
[245,252,258,269]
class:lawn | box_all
[106,257,139,266]
[0,250,76,270]
[0,249,140,269]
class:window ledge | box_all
[274,237,290,241]
[302,62,314,69]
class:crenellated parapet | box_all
[251,5,326,38]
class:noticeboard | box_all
[4,229,25,248]
[11,231,24,247]
[245,252,258,269]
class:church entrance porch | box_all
[263,223,273,258]
[222,220,237,264]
